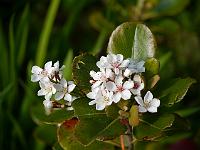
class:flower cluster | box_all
[31,61,76,111]
[87,54,160,112]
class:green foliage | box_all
[72,54,98,94]
[160,78,196,106]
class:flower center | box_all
[117,85,124,92]
[133,82,139,89]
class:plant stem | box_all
[120,135,125,150]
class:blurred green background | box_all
[0,0,200,149]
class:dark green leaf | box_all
[72,54,98,94]
[57,119,114,150]
[133,24,156,61]
[107,22,137,58]
[31,103,74,125]
[159,78,196,106]
[72,97,126,145]
[34,124,57,145]
[133,113,175,140]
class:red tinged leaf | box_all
[62,117,79,130]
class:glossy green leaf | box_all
[31,103,74,125]
[72,97,126,146]
[133,113,175,140]
[133,24,156,61]
[72,54,98,94]
[105,104,120,119]
[145,58,160,78]
[57,119,114,150]
[159,77,196,106]
[134,141,162,150]
[107,22,137,58]
[34,124,57,145]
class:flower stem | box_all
[120,135,125,150]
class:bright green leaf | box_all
[72,54,98,94]
[107,22,137,58]
[129,105,139,127]
[133,24,156,61]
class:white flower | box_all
[106,76,134,103]
[31,61,53,82]
[135,91,160,113]
[124,60,145,77]
[88,87,113,110]
[89,68,114,89]
[38,81,56,100]
[96,54,129,74]
[131,74,144,95]
[54,78,76,102]
[50,61,65,82]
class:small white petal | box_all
[37,89,46,96]
[120,59,129,68]
[89,100,96,105]
[43,100,53,109]
[114,68,119,75]
[54,84,63,91]
[121,90,131,100]
[138,106,147,113]
[147,106,157,113]
[144,91,153,103]
[124,69,131,77]
[54,61,59,68]
[92,81,102,89]
[87,92,97,99]
[116,54,123,63]
[44,61,52,70]
[133,74,142,83]
[68,84,76,93]
[123,80,134,89]
[131,89,141,96]
[60,78,67,87]
[64,93,72,102]
[107,54,116,64]
[96,103,105,110]
[45,92,52,100]
[113,92,121,103]
[151,98,160,107]
[134,96,144,106]
[55,92,64,100]
[31,66,42,74]
[31,74,40,82]
[106,81,116,91]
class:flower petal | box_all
[64,93,72,102]
[121,90,131,100]
[96,103,105,110]
[120,59,129,68]
[134,96,144,106]
[144,91,153,103]
[138,106,147,113]
[37,89,46,96]
[89,100,96,105]
[151,98,160,107]
[113,92,121,103]
[68,84,76,93]
[31,74,40,82]
[43,100,53,109]
[45,92,52,100]
[147,106,157,113]
[54,84,63,91]
[92,81,102,89]
[116,54,123,63]
[55,92,64,100]
[87,92,97,99]
[123,80,134,89]
[133,74,142,83]
[106,81,116,91]
[44,61,52,70]
[124,69,131,77]
[31,66,42,74]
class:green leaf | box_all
[133,24,156,61]
[176,107,200,117]
[107,22,137,58]
[57,119,114,150]
[134,141,162,150]
[72,97,126,145]
[63,49,73,80]
[133,113,175,140]
[34,124,57,145]
[72,54,98,94]
[159,77,196,106]
[31,103,74,125]
[144,58,160,89]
